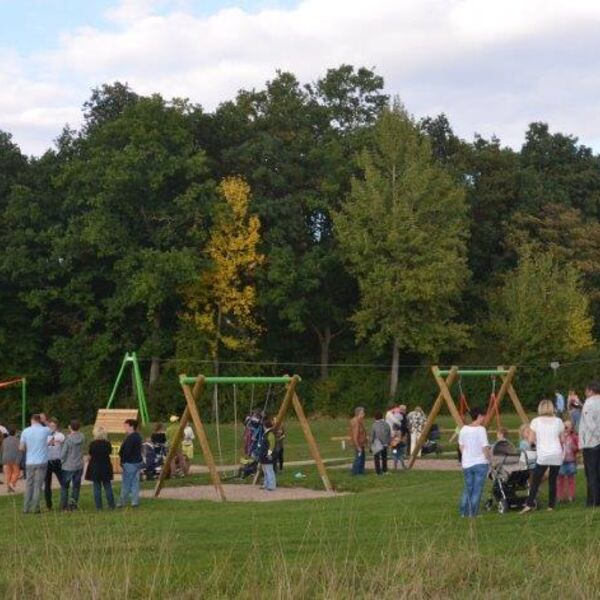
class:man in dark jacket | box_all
[118,419,143,508]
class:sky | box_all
[1,0,599,156]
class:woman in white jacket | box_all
[521,399,565,513]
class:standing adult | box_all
[60,419,85,511]
[45,418,65,510]
[272,417,285,472]
[118,419,143,508]
[85,426,115,510]
[371,410,391,475]
[579,381,600,507]
[458,407,491,518]
[349,406,367,475]
[19,414,51,514]
[259,418,277,491]
[521,399,565,513]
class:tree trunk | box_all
[318,325,332,380]
[149,314,161,386]
[389,338,400,398]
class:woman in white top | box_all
[521,399,565,513]
[458,407,492,517]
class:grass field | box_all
[4,413,596,599]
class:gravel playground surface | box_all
[143,484,345,502]
[0,458,461,498]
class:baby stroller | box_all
[421,424,442,456]
[142,441,164,480]
[485,440,532,514]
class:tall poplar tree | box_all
[182,176,263,374]
[335,101,470,397]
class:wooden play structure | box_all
[154,374,332,501]
[105,351,150,425]
[407,365,528,469]
[0,377,27,429]
[94,408,140,474]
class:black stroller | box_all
[142,441,167,480]
[485,440,532,514]
[421,424,442,456]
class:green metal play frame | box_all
[0,377,27,430]
[106,352,150,424]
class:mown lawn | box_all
[2,456,600,598]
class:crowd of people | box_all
[458,381,600,517]
[348,404,427,475]
[0,406,288,513]
[345,382,600,519]
[3,383,599,515]
[0,414,146,513]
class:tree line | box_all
[1,65,599,421]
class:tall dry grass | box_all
[3,504,600,599]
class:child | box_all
[259,418,277,491]
[519,423,536,480]
[85,426,115,510]
[181,422,195,475]
[558,420,579,502]
[390,434,406,469]
[60,419,85,511]
[2,426,21,492]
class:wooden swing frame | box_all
[154,374,333,501]
[407,365,528,469]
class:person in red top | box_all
[557,420,579,503]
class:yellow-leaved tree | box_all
[183,176,263,374]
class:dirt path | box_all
[143,484,345,503]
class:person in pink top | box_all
[557,420,579,502]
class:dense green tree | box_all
[335,102,471,397]
[520,123,600,217]
[488,251,594,365]
[206,66,386,378]
[46,92,213,397]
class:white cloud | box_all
[2,0,600,155]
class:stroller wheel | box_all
[498,499,509,514]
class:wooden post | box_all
[292,393,333,493]
[183,376,227,502]
[407,366,459,469]
[153,404,190,497]
[502,365,529,424]
[275,375,300,426]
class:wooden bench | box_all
[94,408,140,474]
[331,435,351,450]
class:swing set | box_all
[407,365,528,469]
[105,352,150,424]
[154,374,333,501]
[0,377,27,429]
